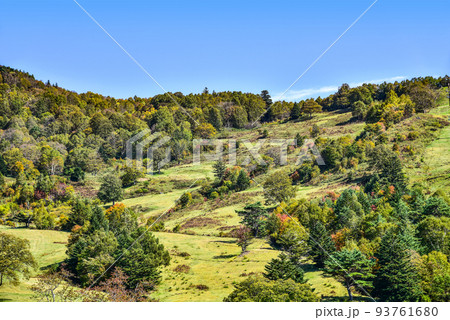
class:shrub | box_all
[173,264,191,273]
[210,191,219,199]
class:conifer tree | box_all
[373,229,423,301]
[308,221,336,268]
[290,102,301,120]
[213,160,227,181]
[264,253,305,283]
[235,169,250,191]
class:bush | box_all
[173,264,191,273]
[224,276,319,302]
[210,191,219,199]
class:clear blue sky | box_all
[1,0,449,101]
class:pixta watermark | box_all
[126,130,325,174]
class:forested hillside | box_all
[0,65,449,302]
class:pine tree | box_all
[324,249,375,301]
[89,205,109,232]
[213,160,227,181]
[235,169,250,191]
[373,229,423,301]
[290,102,301,120]
[308,221,336,268]
[295,133,305,148]
[261,90,273,122]
[264,253,305,283]
[236,202,268,237]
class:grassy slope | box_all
[406,104,450,191]
[2,105,449,302]
[0,226,69,301]
[152,232,348,301]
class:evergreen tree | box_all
[264,253,305,283]
[374,229,423,301]
[213,160,227,181]
[89,205,109,232]
[308,221,336,268]
[236,202,268,237]
[295,133,305,147]
[290,102,301,120]
[235,169,250,191]
[324,249,375,301]
[260,90,273,122]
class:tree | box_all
[119,231,170,289]
[194,122,216,138]
[373,229,423,301]
[31,268,80,302]
[236,202,268,237]
[264,253,305,283]
[224,276,319,302]
[417,216,450,255]
[324,249,375,301]
[295,133,305,148]
[33,204,55,230]
[213,160,227,181]
[0,172,5,192]
[235,225,253,254]
[92,268,147,302]
[208,107,223,130]
[422,197,450,217]
[263,172,296,204]
[0,232,37,286]
[235,169,250,191]
[97,173,124,206]
[154,106,176,134]
[120,166,143,187]
[260,90,272,109]
[408,85,437,113]
[39,146,63,175]
[301,99,322,118]
[352,101,367,120]
[418,251,450,302]
[290,102,301,120]
[369,145,407,190]
[261,90,273,122]
[308,221,336,268]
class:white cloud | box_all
[276,75,407,101]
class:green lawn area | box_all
[0,226,69,301]
[407,104,450,192]
[152,232,351,301]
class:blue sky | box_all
[1,0,449,101]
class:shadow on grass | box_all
[321,295,374,302]
[213,254,238,259]
[212,239,236,244]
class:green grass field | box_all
[0,226,69,301]
[2,104,449,302]
[152,232,350,301]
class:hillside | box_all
[0,66,449,302]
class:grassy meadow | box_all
[1,100,449,302]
